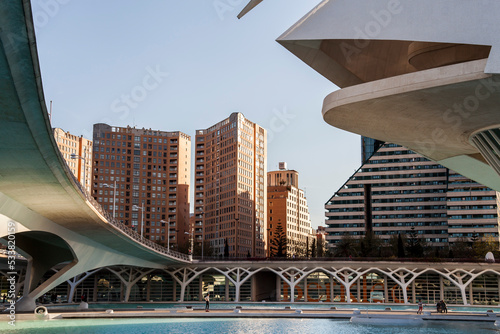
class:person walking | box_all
[417,300,423,314]
[204,293,210,312]
[440,300,447,313]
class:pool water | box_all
[0,318,499,334]
[47,302,500,313]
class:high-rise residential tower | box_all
[194,113,267,257]
[325,142,500,250]
[267,163,315,257]
[91,124,191,250]
[53,128,93,192]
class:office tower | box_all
[53,128,92,192]
[91,124,191,250]
[267,163,315,257]
[194,113,267,257]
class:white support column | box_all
[146,274,151,302]
[199,276,203,302]
[66,269,100,303]
[304,276,308,302]
[384,275,389,304]
[387,269,419,304]
[411,281,416,304]
[330,277,334,303]
[440,275,444,302]
[213,267,265,303]
[108,267,154,302]
[168,267,210,302]
[469,282,474,305]
[276,275,281,302]
[356,278,361,302]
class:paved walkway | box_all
[52,307,498,322]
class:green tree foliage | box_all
[224,238,229,257]
[270,220,287,257]
[316,238,326,258]
[473,235,500,259]
[334,233,358,257]
[193,240,214,257]
[406,227,424,258]
[397,233,406,258]
[311,239,316,258]
[451,236,474,258]
[359,231,382,257]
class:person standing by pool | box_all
[205,293,210,312]
[417,300,423,314]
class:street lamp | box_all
[160,219,171,250]
[103,180,117,219]
[201,211,204,260]
[132,203,144,238]
[234,215,239,257]
[70,153,86,191]
[184,230,193,261]
[267,227,272,258]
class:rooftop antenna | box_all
[49,100,52,122]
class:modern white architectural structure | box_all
[274,0,500,192]
[4,260,500,306]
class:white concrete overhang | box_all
[277,0,500,190]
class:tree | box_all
[289,240,307,258]
[451,237,474,258]
[397,233,406,258]
[270,220,287,257]
[359,231,382,257]
[316,238,326,258]
[406,227,423,258]
[334,233,358,258]
[193,240,214,257]
[311,239,317,258]
[224,238,229,257]
[473,235,500,259]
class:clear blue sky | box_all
[31,0,361,228]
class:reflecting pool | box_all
[0,318,498,334]
[46,302,500,313]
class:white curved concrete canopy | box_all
[277,0,500,190]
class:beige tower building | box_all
[267,163,315,257]
[91,124,191,250]
[195,113,267,257]
[53,128,93,192]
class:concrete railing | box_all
[68,172,190,262]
